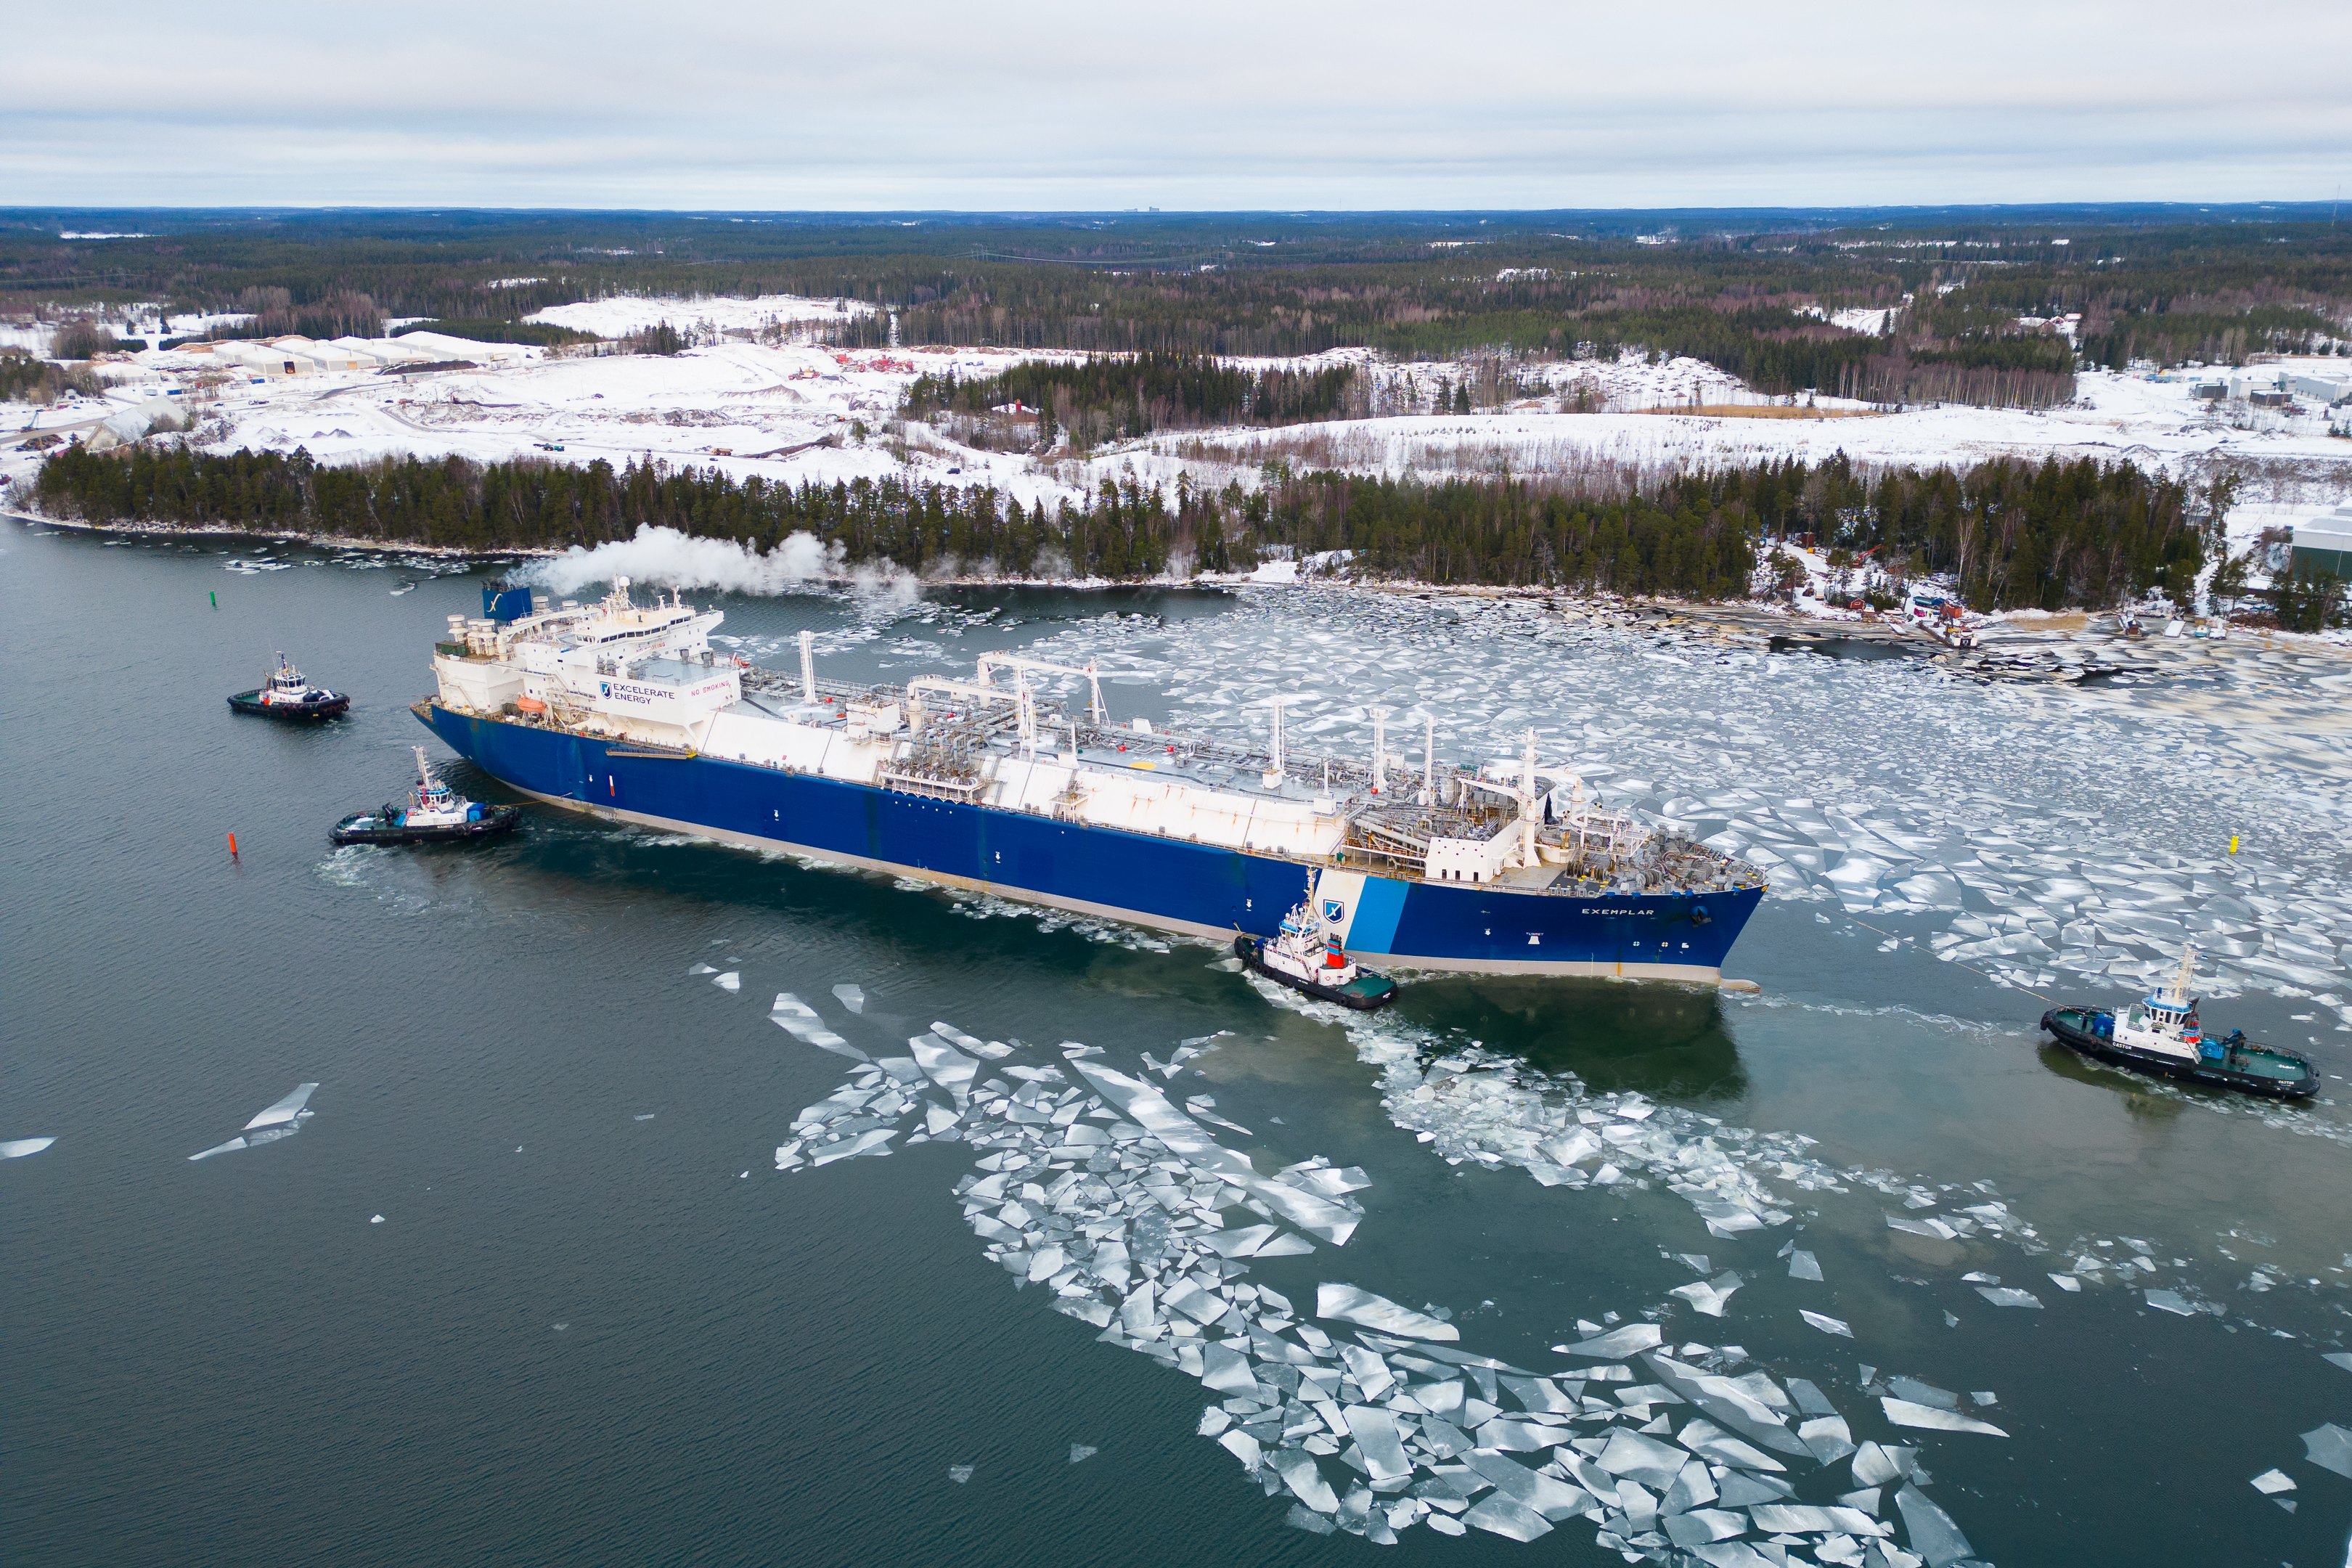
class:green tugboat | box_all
[2041,947,2316,1101]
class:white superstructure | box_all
[430,582,1760,897]
[2112,947,2208,1063]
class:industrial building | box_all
[2290,504,2352,579]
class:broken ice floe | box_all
[768,1022,1986,1557]
[1787,1249,1824,1282]
[1669,1272,1744,1318]
[244,1083,317,1130]
[1,1137,57,1159]
[831,983,865,1013]
[1554,1323,1662,1357]
[1800,1311,1854,1339]
[2303,1424,2352,1479]
[713,971,740,992]
[769,992,868,1061]
[2250,1467,2295,1495]
[947,1463,974,1484]
[1880,1397,2008,1438]
[1316,1283,1458,1342]
[1068,1444,1098,1464]
[1973,1286,2042,1309]
[190,1082,319,1160]
[1333,1009,1829,1242]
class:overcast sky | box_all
[5,0,2347,209]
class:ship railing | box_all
[878,765,987,801]
[1347,816,1432,857]
[1336,837,1426,875]
[1066,721,1443,804]
[738,668,889,707]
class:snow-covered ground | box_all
[0,331,1078,508]
[4,302,2348,530]
[524,292,872,340]
[1153,356,2352,492]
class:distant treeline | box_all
[0,348,100,402]
[9,213,2345,414]
[35,445,2201,608]
[902,352,1360,449]
[390,317,597,348]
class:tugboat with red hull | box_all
[229,653,348,720]
[2041,947,2316,1101]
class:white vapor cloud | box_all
[524,526,838,597]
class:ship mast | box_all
[2160,945,2198,1010]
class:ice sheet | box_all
[1554,1324,1664,1358]
[1315,1283,1458,1342]
[1462,1494,1552,1541]
[242,1082,319,1131]
[769,992,867,1060]
[1670,1272,1744,1317]
[1880,1398,2007,1437]
[0,1137,57,1158]
[2303,1424,2352,1479]
[1974,1286,2043,1309]
[909,1034,980,1101]
[1893,1484,1977,1567]
[1342,1405,1413,1482]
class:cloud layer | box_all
[6,0,2348,206]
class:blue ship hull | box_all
[419,703,1760,980]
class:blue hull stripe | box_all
[420,705,1761,977]
[1349,876,1409,955]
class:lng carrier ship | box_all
[417,581,1765,980]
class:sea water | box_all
[5,518,2350,1566]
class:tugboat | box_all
[331,748,520,846]
[1236,879,1397,1010]
[2041,947,2317,1101]
[228,653,349,719]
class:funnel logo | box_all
[1322,899,1346,925]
